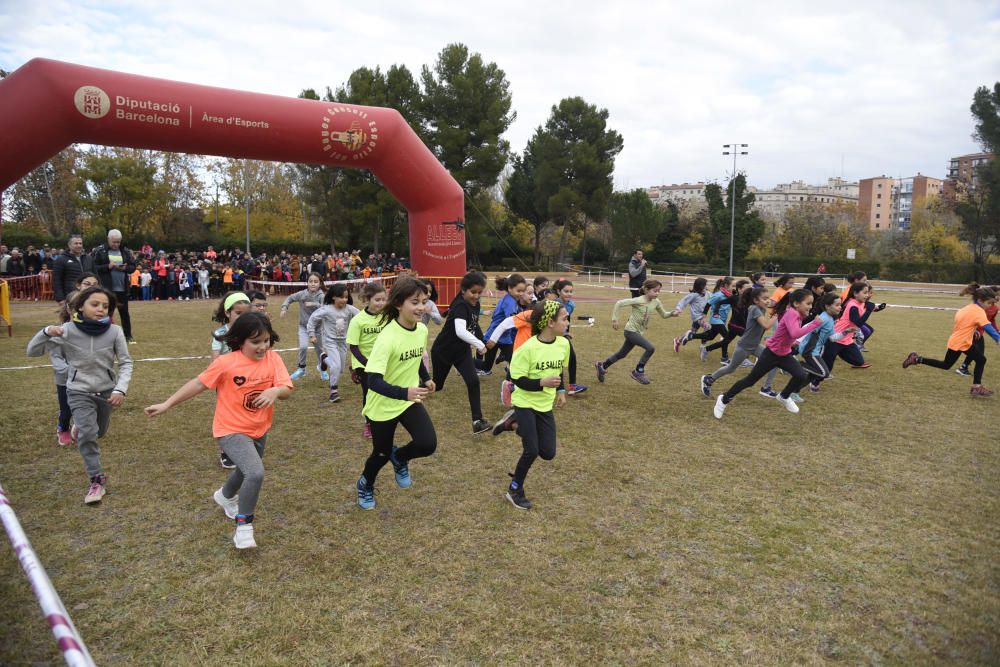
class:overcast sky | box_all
[2,0,999,190]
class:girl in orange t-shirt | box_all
[958,285,1000,377]
[145,312,293,549]
[903,284,999,397]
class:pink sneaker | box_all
[500,379,514,408]
[57,430,73,447]
[84,474,107,504]
[363,421,372,439]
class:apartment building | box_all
[858,176,895,230]
[893,174,942,230]
[943,151,994,200]
[646,182,706,207]
[859,174,943,231]
[752,177,858,220]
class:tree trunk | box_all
[580,218,589,265]
[533,224,541,267]
[556,218,570,267]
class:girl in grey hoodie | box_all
[28,286,133,504]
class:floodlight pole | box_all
[722,143,749,276]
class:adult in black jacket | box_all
[628,249,647,297]
[52,234,94,304]
[93,229,137,341]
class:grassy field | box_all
[1,284,998,665]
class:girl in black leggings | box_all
[431,271,493,434]
[356,277,438,510]
[903,284,999,397]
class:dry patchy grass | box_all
[1,285,998,665]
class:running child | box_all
[419,280,445,326]
[211,291,251,468]
[49,272,99,446]
[502,300,571,510]
[307,283,360,402]
[552,278,587,395]
[247,290,269,316]
[531,276,549,303]
[430,271,493,434]
[480,274,528,375]
[279,272,325,380]
[713,289,824,418]
[27,286,133,503]
[903,284,999,397]
[672,278,709,352]
[801,292,858,393]
[827,282,885,371]
[700,286,780,397]
[346,282,388,439]
[595,279,675,385]
[356,277,437,510]
[145,312,293,549]
[769,274,795,311]
[957,285,999,377]
[683,277,734,363]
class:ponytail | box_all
[775,288,811,319]
[713,276,732,293]
[495,273,526,292]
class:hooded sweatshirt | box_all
[27,322,133,395]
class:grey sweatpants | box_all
[323,339,348,389]
[710,344,779,387]
[218,432,268,517]
[67,389,113,478]
[296,325,324,369]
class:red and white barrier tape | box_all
[0,481,96,667]
[245,275,396,289]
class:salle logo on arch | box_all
[74,86,110,119]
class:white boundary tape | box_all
[0,347,299,372]
[0,481,96,667]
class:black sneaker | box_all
[700,374,712,397]
[219,451,236,469]
[505,485,532,510]
[329,388,341,402]
[473,418,492,434]
[595,360,606,383]
[492,409,516,436]
[956,366,971,377]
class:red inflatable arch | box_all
[0,58,466,280]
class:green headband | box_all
[224,292,250,311]
[534,299,562,334]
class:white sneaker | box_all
[213,488,239,519]
[233,524,256,549]
[699,345,708,362]
[777,395,800,414]
[713,395,727,419]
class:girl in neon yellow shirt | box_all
[355,277,437,510]
[495,300,570,510]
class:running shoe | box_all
[357,475,376,509]
[700,375,712,398]
[713,395,727,419]
[389,447,412,488]
[500,379,514,408]
[789,392,804,403]
[955,366,971,377]
[595,360,607,382]
[720,357,730,366]
[493,409,516,436]
[505,486,532,510]
[902,352,920,369]
[319,367,330,383]
[809,382,821,393]
[970,385,995,398]
[851,363,872,369]
[233,523,256,549]
[213,488,239,519]
[476,368,492,377]
[567,383,588,396]
[630,369,650,385]
[84,474,107,504]
[57,429,73,447]
[329,388,341,403]
[699,345,708,362]
[319,355,328,372]
[473,419,492,434]
[673,336,682,353]
[290,367,306,381]
[777,394,800,413]
[740,359,755,369]
[759,386,778,399]
[219,451,236,469]
[681,331,693,346]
